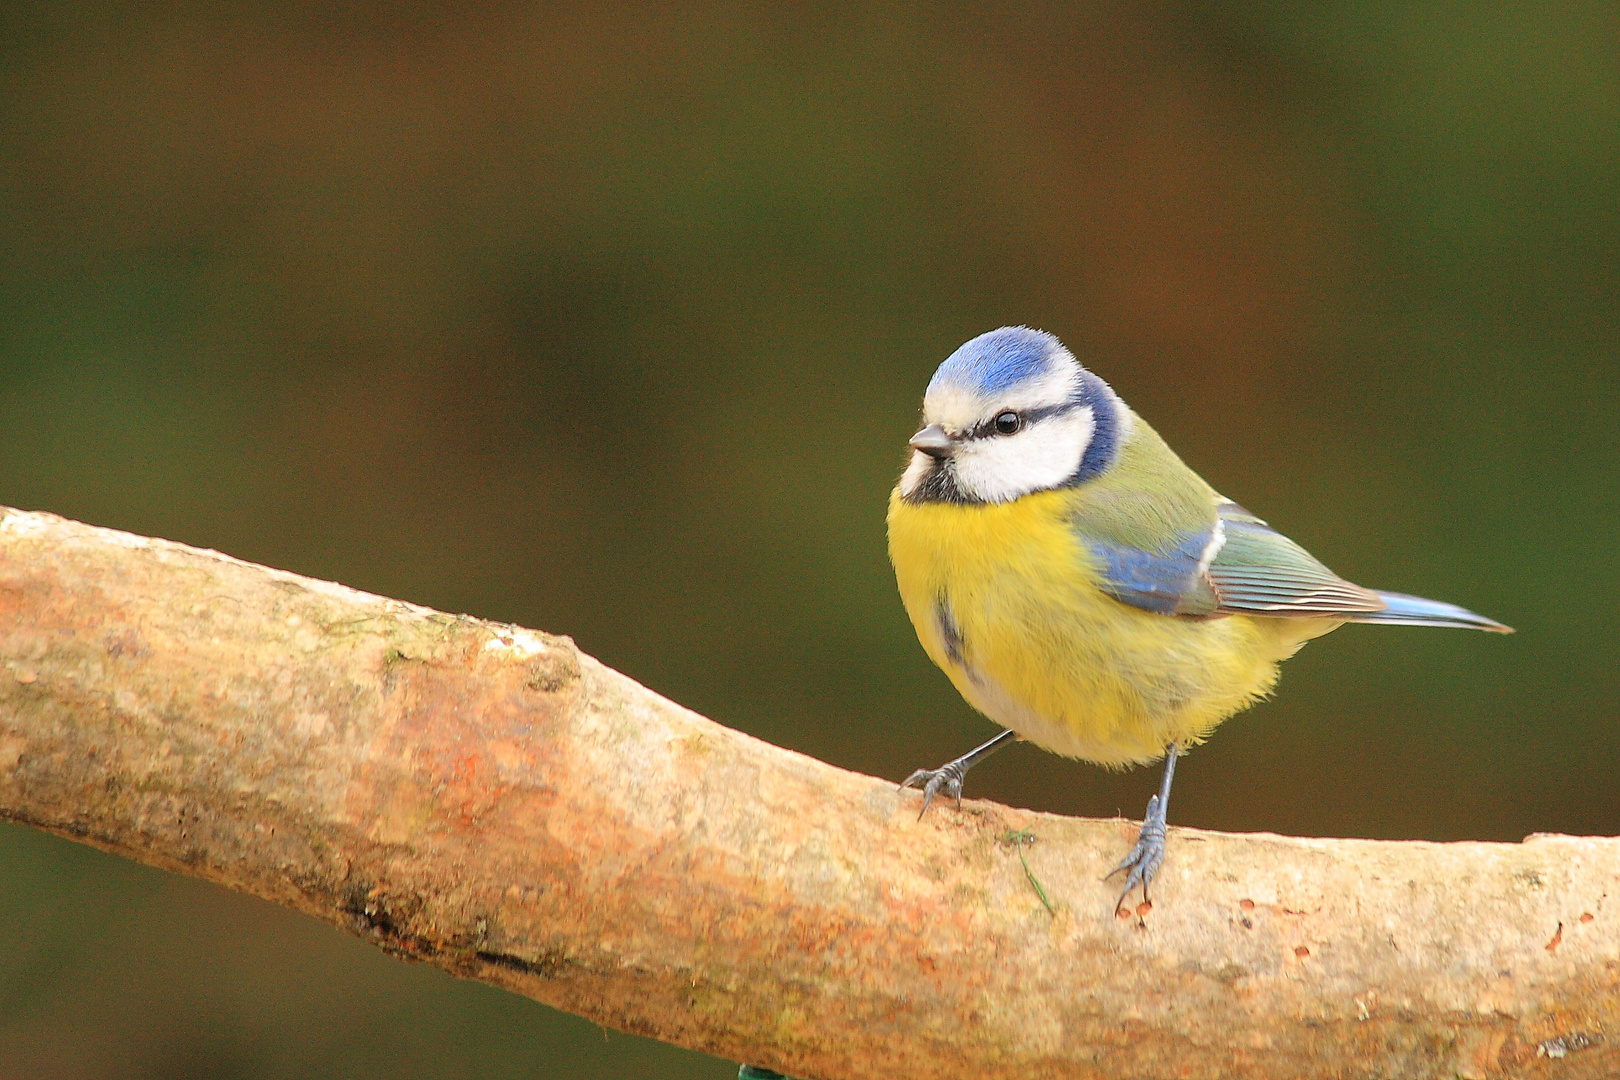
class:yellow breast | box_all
[887,486,1328,766]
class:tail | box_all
[1346,590,1514,633]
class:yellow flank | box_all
[887,486,1336,767]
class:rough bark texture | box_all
[0,506,1613,1079]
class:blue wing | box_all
[1087,502,1512,631]
[1086,526,1220,616]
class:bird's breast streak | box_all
[888,487,1292,766]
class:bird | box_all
[886,326,1512,912]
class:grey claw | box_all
[1107,793,1167,913]
[899,763,965,818]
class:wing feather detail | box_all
[1206,503,1385,616]
[1085,500,1510,631]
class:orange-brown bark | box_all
[0,506,1614,1079]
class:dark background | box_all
[1,3,1615,1077]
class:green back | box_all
[1068,410,1219,554]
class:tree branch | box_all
[0,506,1612,1080]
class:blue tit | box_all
[887,326,1511,911]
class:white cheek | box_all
[953,407,1095,503]
[899,450,936,498]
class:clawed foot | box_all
[898,730,1020,819]
[899,761,968,818]
[1107,792,1167,914]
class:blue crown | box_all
[928,326,1062,396]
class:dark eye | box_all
[993,411,1021,435]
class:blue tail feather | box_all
[1349,590,1514,633]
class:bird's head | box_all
[899,327,1125,505]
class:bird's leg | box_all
[900,729,1020,818]
[1108,745,1180,913]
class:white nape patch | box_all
[1112,399,1135,444]
[953,406,1095,504]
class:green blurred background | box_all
[0,2,1615,1076]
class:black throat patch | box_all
[904,460,973,505]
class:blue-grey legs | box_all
[905,733,1182,915]
[1108,745,1180,913]
[899,728,1021,817]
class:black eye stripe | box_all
[965,401,1079,439]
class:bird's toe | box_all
[1108,793,1168,913]
[900,764,965,818]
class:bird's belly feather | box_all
[888,488,1325,766]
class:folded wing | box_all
[1086,501,1512,632]
[1206,503,1385,616]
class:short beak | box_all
[909,423,955,459]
